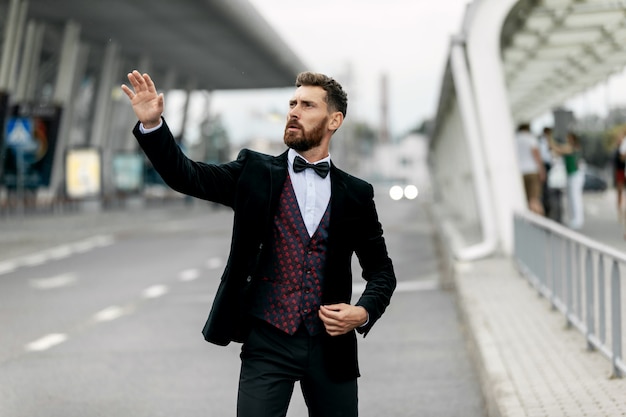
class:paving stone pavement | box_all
[453,189,626,417]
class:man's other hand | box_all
[318,304,368,336]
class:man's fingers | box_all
[127,70,148,91]
[319,305,340,321]
[142,72,156,92]
[120,84,133,100]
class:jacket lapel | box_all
[328,164,347,233]
[267,151,289,217]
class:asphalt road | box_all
[0,194,486,417]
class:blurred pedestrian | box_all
[614,128,626,223]
[538,126,556,217]
[551,132,584,230]
[121,70,396,417]
[515,123,545,215]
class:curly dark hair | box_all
[295,72,348,118]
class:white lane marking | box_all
[48,245,73,260]
[72,240,99,253]
[206,257,222,269]
[90,235,115,247]
[0,234,115,276]
[179,269,200,282]
[0,262,17,275]
[93,305,126,322]
[21,253,48,267]
[352,279,439,294]
[29,273,77,290]
[142,285,169,299]
[396,280,440,292]
[25,333,68,352]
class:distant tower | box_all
[379,73,390,144]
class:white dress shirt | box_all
[286,148,331,237]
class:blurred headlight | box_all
[389,185,404,201]
[404,185,418,200]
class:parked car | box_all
[583,171,607,192]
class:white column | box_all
[47,21,85,200]
[90,41,120,148]
[464,0,526,255]
[179,77,198,143]
[90,41,121,197]
[14,20,45,102]
[0,0,28,92]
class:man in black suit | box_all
[122,70,396,417]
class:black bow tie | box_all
[293,155,330,178]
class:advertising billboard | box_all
[1,103,62,189]
[112,152,143,193]
[65,148,101,199]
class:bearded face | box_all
[283,116,328,152]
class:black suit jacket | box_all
[134,119,396,381]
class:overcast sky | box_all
[170,0,626,145]
[196,0,470,144]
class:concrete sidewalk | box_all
[453,191,626,417]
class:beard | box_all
[283,116,327,152]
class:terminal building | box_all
[0,0,305,209]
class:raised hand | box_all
[121,70,164,129]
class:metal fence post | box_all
[611,260,623,378]
[598,255,606,345]
[566,240,573,328]
[576,243,582,322]
[585,249,595,351]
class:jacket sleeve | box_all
[133,119,243,207]
[353,184,396,336]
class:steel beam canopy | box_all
[501,0,626,122]
[25,0,307,90]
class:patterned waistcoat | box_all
[251,175,330,335]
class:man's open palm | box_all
[121,70,164,129]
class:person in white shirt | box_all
[516,123,545,215]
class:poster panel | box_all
[112,153,143,193]
[1,103,62,189]
[0,92,8,180]
[65,148,101,199]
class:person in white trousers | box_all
[551,132,584,230]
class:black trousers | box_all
[237,320,358,417]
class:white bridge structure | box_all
[430,0,626,259]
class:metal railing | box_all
[514,210,626,378]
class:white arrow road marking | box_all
[179,269,200,282]
[25,333,68,352]
[29,273,77,290]
[142,285,169,299]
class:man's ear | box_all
[328,112,344,131]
